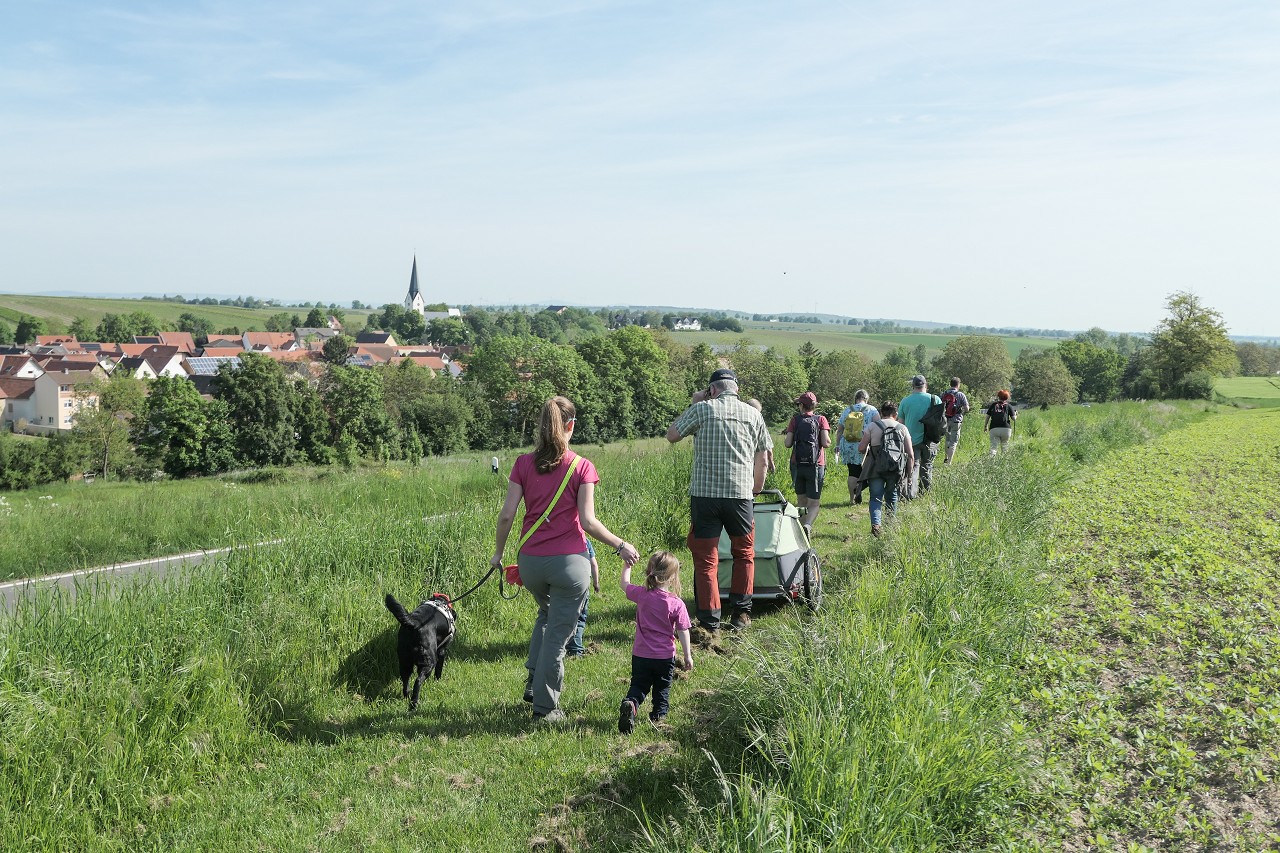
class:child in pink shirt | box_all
[618,551,693,734]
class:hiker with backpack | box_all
[940,377,971,465]
[897,375,944,499]
[857,400,915,537]
[784,391,831,537]
[835,389,879,505]
[983,389,1018,454]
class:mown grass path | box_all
[1010,408,1280,850]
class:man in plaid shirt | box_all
[666,368,770,637]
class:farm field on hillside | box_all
[1008,408,1280,849]
[678,321,1061,359]
[0,294,374,333]
[1216,375,1280,408]
[1,403,1220,850]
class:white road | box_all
[0,542,280,612]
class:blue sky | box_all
[3,1,1278,335]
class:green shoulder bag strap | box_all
[514,454,583,553]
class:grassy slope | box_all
[0,294,373,333]
[8,405,1269,850]
[678,322,1060,360]
[1005,408,1280,849]
[1216,376,1280,409]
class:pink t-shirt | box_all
[625,584,692,659]
[510,451,600,557]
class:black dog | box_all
[383,593,456,711]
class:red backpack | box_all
[942,390,961,418]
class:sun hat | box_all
[794,391,817,407]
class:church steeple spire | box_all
[405,255,427,315]
[407,255,421,299]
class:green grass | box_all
[9,402,1275,851]
[1000,407,1280,849]
[677,322,1061,360]
[0,460,510,581]
[0,294,373,334]
[1216,375,1280,408]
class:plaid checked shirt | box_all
[671,392,770,499]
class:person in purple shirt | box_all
[618,551,694,734]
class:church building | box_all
[404,256,462,321]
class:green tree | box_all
[930,335,1014,403]
[1056,339,1124,402]
[290,381,334,465]
[809,349,878,407]
[135,376,209,477]
[401,392,476,456]
[611,326,680,436]
[1235,341,1280,377]
[15,315,45,345]
[95,313,135,343]
[0,318,12,344]
[68,316,94,340]
[1148,291,1238,397]
[797,341,821,381]
[1013,350,1077,407]
[728,344,807,423]
[70,373,147,479]
[426,317,470,347]
[126,311,162,336]
[576,335,634,442]
[264,312,295,333]
[322,366,398,460]
[213,352,297,466]
[322,334,355,366]
[304,307,327,328]
[177,312,214,342]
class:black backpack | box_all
[989,401,1014,429]
[871,422,908,480]
[791,413,821,465]
[921,395,946,443]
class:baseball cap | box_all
[794,391,817,407]
[709,368,737,383]
[910,374,927,388]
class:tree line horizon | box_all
[1,291,1275,491]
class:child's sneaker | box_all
[618,699,638,734]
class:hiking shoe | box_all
[871,524,882,538]
[522,674,534,704]
[534,709,567,724]
[618,699,638,735]
[729,611,751,632]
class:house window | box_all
[60,384,71,392]
[64,400,74,407]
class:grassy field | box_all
[678,321,1061,360]
[1005,407,1280,849]
[0,294,374,334]
[1216,376,1280,408]
[10,401,1278,850]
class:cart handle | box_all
[755,488,788,504]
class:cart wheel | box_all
[802,549,822,611]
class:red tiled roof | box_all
[244,332,296,349]
[35,335,79,346]
[0,377,36,399]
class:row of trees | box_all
[1,292,1270,490]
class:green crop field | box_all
[7,402,1279,850]
[678,321,1062,360]
[1216,375,1280,408]
[0,294,374,334]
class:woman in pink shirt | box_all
[617,551,694,734]
[491,396,640,723]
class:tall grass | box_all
[0,439,691,849]
[0,406,1210,850]
[633,401,1207,851]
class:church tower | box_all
[404,256,426,316]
